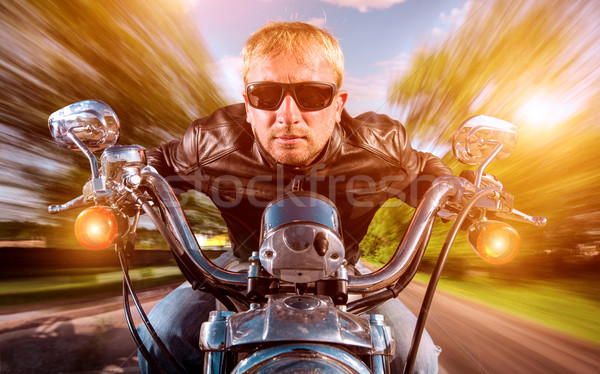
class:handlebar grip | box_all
[530,216,548,227]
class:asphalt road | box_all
[1,283,599,373]
[398,282,600,374]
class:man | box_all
[139,21,450,373]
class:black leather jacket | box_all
[149,103,451,263]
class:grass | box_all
[0,266,185,310]
[414,272,600,345]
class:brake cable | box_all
[403,188,496,374]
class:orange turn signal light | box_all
[74,206,118,250]
[467,220,520,265]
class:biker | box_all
[139,21,450,373]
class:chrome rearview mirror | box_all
[453,115,518,165]
[48,100,120,153]
[48,100,120,193]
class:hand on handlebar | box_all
[439,174,472,199]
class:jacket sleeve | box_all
[397,125,453,207]
[350,110,453,207]
[147,119,202,193]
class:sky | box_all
[185,0,470,117]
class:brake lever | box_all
[48,195,89,214]
[495,208,547,227]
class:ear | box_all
[242,93,254,124]
[334,89,348,123]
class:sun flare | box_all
[518,94,577,128]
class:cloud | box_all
[306,16,327,28]
[319,0,406,13]
[210,54,244,103]
[344,75,387,108]
[343,53,409,116]
[286,12,327,28]
[430,27,444,38]
[424,2,472,42]
[439,1,472,26]
[374,53,410,79]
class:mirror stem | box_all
[67,127,100,179]
[474,141,502,187]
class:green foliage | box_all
[179,190,227,236]
[0,266,184,308]
[0,221,55,240]
[359,200,413,264]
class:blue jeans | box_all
[137,253,441,373]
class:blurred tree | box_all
[364,0,600,262]
[0,0,229,233]
[179,190,228,236]
[360,202,414,264]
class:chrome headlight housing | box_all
[232,344,370,374]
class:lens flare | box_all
[518,94,577,128]
[468,220,521,265]
[74,206,118,250]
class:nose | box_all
[276,93,302,125]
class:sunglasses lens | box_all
[295,83,335,110]
[247,84,283,110]
[246,82,337,111]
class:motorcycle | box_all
[47,100,546,373]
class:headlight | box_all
[231,344,370,374]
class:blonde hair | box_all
[242,21,344,87]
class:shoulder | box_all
[184,103,254,166]
[192,103,248,129]
[338,110,408,163]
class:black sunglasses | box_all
[245,81,338,111]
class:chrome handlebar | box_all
[139,167,461,293]
[139,167,247,286]
[348,179,458,292]
[46,104,546,300]
[50,164,542,295]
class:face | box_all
[243,52,348,167]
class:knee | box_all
[135,308,180,374]
[398,341,442,374]
[136,304,209,373]
[136,313,173,351]
[371,299,441,373]
[135,284,215,373]
[390,321,442,373]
